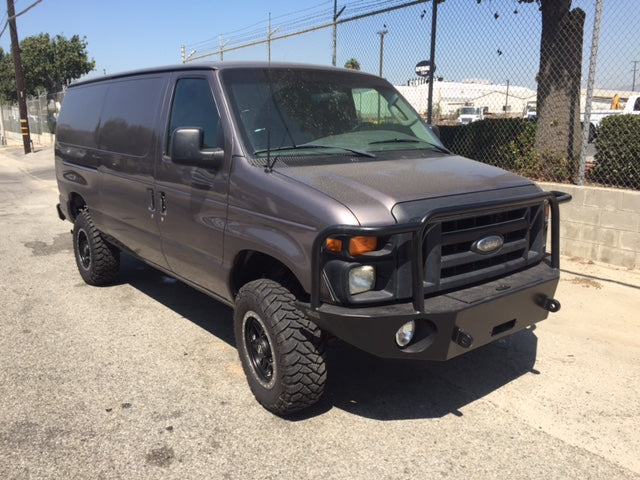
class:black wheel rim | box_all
[77,230,91,270]
[244,314,274,385]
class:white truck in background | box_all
[456,106,487,125]
[582,94,640,141]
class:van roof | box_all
[69,61,373,87]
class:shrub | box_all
[588,114,640,189]
[439,118,573,182]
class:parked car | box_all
[55,62,569,415]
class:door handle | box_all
[160,191,167,215]
[147,188,155,212]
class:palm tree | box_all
[344,58,361,70]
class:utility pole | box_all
[377,29,388,77]
[632,60,639,91]
[332,0,345,67]
[219,35,230,61]
[7,0,31,154]
[267,13,280,62]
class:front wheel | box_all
[234,279,327,415]
[73,210,120,286]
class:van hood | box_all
[275,154,534,225]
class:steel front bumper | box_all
[300,260,559,360]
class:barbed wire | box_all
[183,0,418,56]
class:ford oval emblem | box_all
[472,234,504,255]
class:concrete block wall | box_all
[539,182,640,270]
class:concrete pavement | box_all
[1,146,639,479]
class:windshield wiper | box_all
[254,143,376,158]
[369,138,450,154]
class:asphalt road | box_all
[1,147,639,479]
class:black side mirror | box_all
[428,124,441,139]
[170,127,224,169]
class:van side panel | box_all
[56,83,109,221]
[56,74,171,270]
[94,75,169,268]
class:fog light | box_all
[395,320,416,348]
[348,265,375,295]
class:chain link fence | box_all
[0,91,64,147]
[183,0,638,191]
[3,2,636,190]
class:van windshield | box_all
[220,68,445,165]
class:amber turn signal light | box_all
[325,238,343,252]
[349,236,378,256]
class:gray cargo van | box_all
[55,62,569,415]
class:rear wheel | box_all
[234,279,327,415]
[73,210,120,286]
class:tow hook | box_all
[537,295,561,313]
[452,328,474,348]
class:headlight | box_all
[349,265,375,295]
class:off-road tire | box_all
[73,210,120,286]
[234,279,327,415]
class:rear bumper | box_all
[300,259,560,361]
[56,202,66,221]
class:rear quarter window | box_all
[56,83,107,148]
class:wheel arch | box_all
[230,250,307,302]
[67,192,88,222]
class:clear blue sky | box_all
[0,0,638,91]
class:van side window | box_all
[169,78,223,150]
[98,77,164,156]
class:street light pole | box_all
[377,29,388,77]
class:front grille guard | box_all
[310,190,571,311]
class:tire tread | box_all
[73,210,120,286]
[235,279,327,415]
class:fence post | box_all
[0,103,5,145]
[427,0,438,124]
[578,0,603,185]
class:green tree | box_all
[0,47,15,100]
[0,33,95,101]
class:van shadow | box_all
[319,329,538,421]
[118,254,236,347]
[117,254,539,421]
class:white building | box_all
[396,80,638,121]
[396,80,536,120]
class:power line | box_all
[0,0,44,39]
